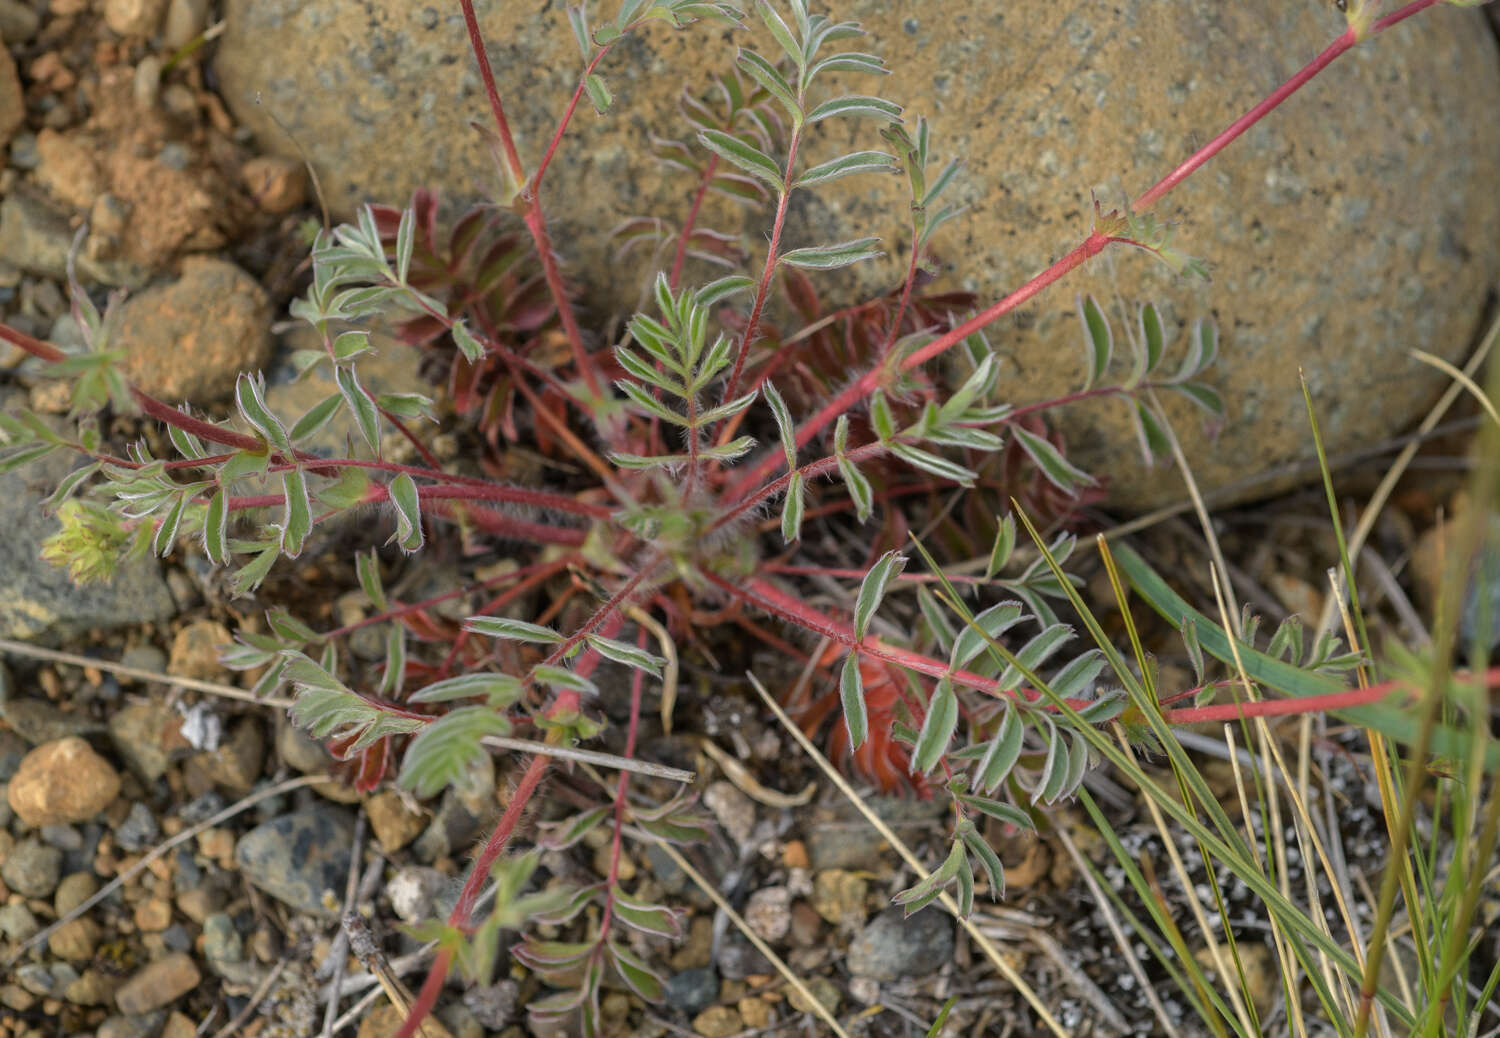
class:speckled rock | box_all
[846,907,954,981]
[235,806,355,916]
[0,429,173,643]
[215,0,1500,509]
[116,256,272,404]
[8,737,121,826]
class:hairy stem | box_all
[669,155,720,290]
[719,131,802,409]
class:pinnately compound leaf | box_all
[387,472,423,552]
[854,550,906,639]
[840,654,868,750]
[399,706,512,799]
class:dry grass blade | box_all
[1053,823,1183,1038]
[0,637,689,780]
[210,958,288,1038]
[0,635,295,708]
[1312,309,1500,641]
[746,671,1072,1038]
[635,834,855,1038]
[1409,348,1500,429]
[695,735,816,807]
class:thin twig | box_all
[0,636,691,780]
[631,832,856,1038]
[747,672,1071,1038]
[1054,823,1181,1038]
[1312,308,1500,641]
[320,814,367,1038]
[211,958,289,1038]
[479,735,692,781]
[0,636,295,708]
[8,774,330,965]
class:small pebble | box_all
[1,837,63,897]
[167,619,232,682]
[162,0,208,46]
[847,907,955,981]
[364,789,426,853]
[104,0,167,36]
[201,912,243,963]
[738,996,773,1029]
[235,807,355,916]
[114,953,200,1014]
[116,801,161,852]
[744,886,791,943]
[810,869,868,927]
[100,1012,170,1038]
[134,897,172,931]
[55,871,99,915]
[787,976,840,1016]
[240,155,306,214]
[663,967,718,1015]
[0,902,39,941]
[15,964,52,997]
[704,780,755,847]
[133,55,163,110]
[48,917,101,962]
[8,737,121,826]
[692,1005,742,1038]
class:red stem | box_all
[708,571,1093,711]
[598,628,648,938]
[457,0,525,187]
[669,155,720,290]
[1131,0,1444,213]
[392,740,559,1038]
[719,132,802,410]
[456,0,605,398]
[722,0,1446,505]
[722,233,1114,502]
